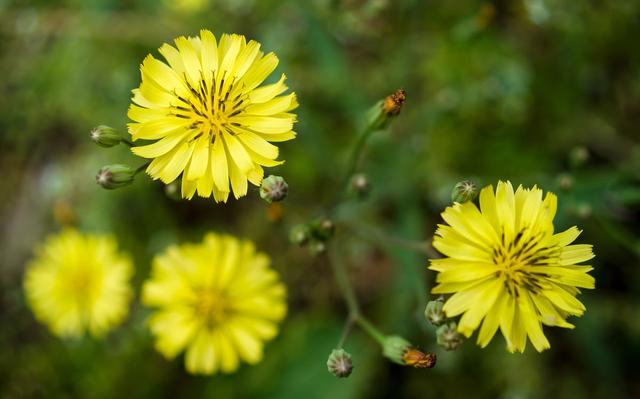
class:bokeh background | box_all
[2,0,640,398]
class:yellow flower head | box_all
[429,181,595,353]
[23,229,133,338]
[142,233,287,375]
[128,30,298,203]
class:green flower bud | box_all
[310,218,335,241]
[90,125,122,148]
[349,173,370,199]
[327,349,353,378]
[96,164,135,190]
[424,298,446,326]
[451,180,477,203]
[289,224,310,246]
[383,335,436,368]
[436,322,465,351]
[260,175,288,203]
[308,240,326,256]
[569,146,589,168]
[164,180,182,201]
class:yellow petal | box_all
[186,134,210,180]
[211,136,229,193]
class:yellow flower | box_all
[23,229,133,338]
[429,181,595,353]
[142,233,287,375]
[128,30,298,203]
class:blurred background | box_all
[1,0,640,397]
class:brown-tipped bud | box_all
[327,349,353,378]
[349,173,370,199]
[289,224,311,246]
[382,89,406,117]
[382,335,436,368]
[436,322,465,351]
[90,125,122,148]
[260,175,288,203]
[311,218,335,241]
[451,180,477,203]
[424,298,446,326]
[96,164,135,189]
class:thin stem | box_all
[337,315,355,349]
[356,316,386,345]
[328,244,360,316]
[134,162,150,175]
[343,220,439,258]
[343,125,376,189]
[121,138,134,147]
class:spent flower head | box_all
[429,181,595,353]
[128,30,298,202]
[260,175,288,203]
[327,349,353,378]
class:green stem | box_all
[337,315,355,349]
[134,162,150,175]
[328,244,360,315]
[343,220,439,258]
[121,138,134,147]
[356,316,386,345]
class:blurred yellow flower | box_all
[429,181,595,353]
[142,233,287,375]
[128,30,298,203]
[23,229,133,338]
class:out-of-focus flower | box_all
[429,181,595,353]
[142,233,287,375]
[23,229,133,338]
[128,30,298,203]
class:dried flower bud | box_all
[260,175,288,203]
[90,125,122,148]
[311,218,335,241]
[327,349,353,378]
[451,180,477,203]
[383,335,435,368]
[382,89,406,117]
[289,224,311,246]
[96,164,135,190]
[436,322,465,351]
[349,173,370,199]
[424,298,446,326]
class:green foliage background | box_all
[1,0,639,397]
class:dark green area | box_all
[1,0,639,398]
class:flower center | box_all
[492,229,558,295]
[195,289,229,328]
[173,73,248,142]
[67,267,99,303]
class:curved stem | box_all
[134,162,150,175]
[356,316,386,345]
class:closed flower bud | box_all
[436,322,465,351]
[569,146,589,168]
[90,125,122,148]
[349,173,370,199]
[260,175,288,203]
[424,298,446,326]
[96,164,135,189]
[451,180,477,203]
[382,335,436,368]
[327,349,353,378]
[366,89,407,131]
[289,224,311,246]
[308,240,326,256]
[311,218,335,241]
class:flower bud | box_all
[349,173,370,199]
[424,298,446,326]
[96,164,135,189]
[436,322,465,351]
[569,146,589,168]
[451,180,477,203]
[164,180,182,201]
[308,240,326,256]
[289,224,311,246]
[260,175,288,203]
[311,218,335,241]
[382,335,436,368]
[327,349,353,378]
[90,125,122,148]
[366,89,407,131]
